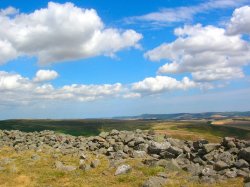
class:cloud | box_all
[0,71,32,90]
[145,24,250,82]
[0,40,17,65]
[0,2,142,65]
[132,76,196,94]
[0,70,200,105]
[123,93,141,99]
[0,6,19,16]
[227,6,250,35]
[33,70,58,82]
[0,71,124,105]
[126,0,248,25]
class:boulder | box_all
[238,147,250,162]
[203,143,220,153]
[225,170,237,178]
[148,142,171,154]
[55,161,76,172]
[214,161,229,171]
[79,163,91,171]
[166,146,183,156]
[124,134,135,143]
[115,165,132,176]
[142,176,167,187]
[234,159,249,168]
[99,131,109,139]
[132,151,147,158]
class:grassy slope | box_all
[0,147,243,187]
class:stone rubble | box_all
[0,129,250,185]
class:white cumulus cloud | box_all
[0,71,124,105]
[132,76,196,94]
[227,5,250,35]
[145,24,250,82]
[33,70,58,82]
[0,2,142,65]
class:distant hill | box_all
[114,111,250,120]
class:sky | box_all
[0,0,250,119]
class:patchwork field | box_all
[0,119,250,142]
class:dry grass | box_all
[0,146,244,187]
[151,122,222,142]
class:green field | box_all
[0,119,153,136]
[0,119,250,142]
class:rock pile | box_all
[0,129,250,185]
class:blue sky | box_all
[0,0,250,119]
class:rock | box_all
[159,151,175,159]
[244,182,250,187]
[184,163,202,176]
[142,176,167,187]
[136,143,149,152]
[225,170,237,178]
[115,165,132,176]
[80,153,87,160]
[55,161,76,172]
[156,172,168,179]
[245,176,250,183]
[193,140,209,150]
[238,147,250,162]
[234,159,249,168]
[166,146,183,156]
[167,159,180,170]
[135,129,143,134]
[124,134,135,143]
[79,163,91,171]
[90,159,100,168]
[217,151,235,165]
[132,151,147,158]
[228,147,239,154]
[223,137,235,145]
[107,147,114,152]
[123,145,129,153]
[31,154,40,161]
[148,142,171,154]
[143,158,158,167]
[203,143,220,153]
[113,142,124,152]
[214,161,229,171]
[134,137,145,145]
[201,167,217,177]
[183,146,191,153]
[237,170,249,177]
[99,132,109,138]
[227,141,236,148]
[110,129,119,135]
[193,157,206,165]
[167,138,184,148]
